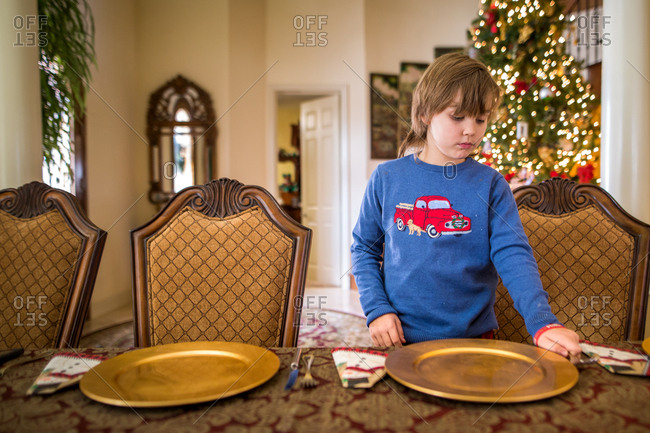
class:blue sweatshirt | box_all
[351,155,559,343]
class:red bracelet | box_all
[533,323,565,346]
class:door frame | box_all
[266,84,350,290]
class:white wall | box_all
[601,0,650,223]
[0,0,42,188]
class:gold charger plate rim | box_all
[386,339,579,403]
[642,338,650,356]
[80,341,280,407]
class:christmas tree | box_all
[469,0,600,185]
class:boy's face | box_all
[420,97,488,166]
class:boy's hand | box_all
[368,313,406,347]
[535,327,582,362]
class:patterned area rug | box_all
[297,309,372,347]
[80,308,371,348]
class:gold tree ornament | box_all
[537,146,555,166]
[559,138,573,152]
[518,25,534,44]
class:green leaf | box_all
[38,0,95,182]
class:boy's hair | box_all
[398,53,502,158]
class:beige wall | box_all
[0,0,42,188]
[135,0,230,182]
[83,0,482,317]
[85,0,141,318]
[364,0,479,176]
[83,0,233,318]
[228,0,267,186]
[265,0,367,267]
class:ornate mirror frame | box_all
[146,75,217,204]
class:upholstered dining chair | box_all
[131,178,312,348]
[0,181,107,349]
[495,178,650,343]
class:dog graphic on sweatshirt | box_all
[407,219,423,236]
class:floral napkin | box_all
[27,352,107,395]
[331,348,388,388]
[580,341,650,376]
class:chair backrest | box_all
[0,181,107,349]
[131,178,312,348]
[495,178,650,343]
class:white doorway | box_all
[269,87,349,289]
[300,95,340,286]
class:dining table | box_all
[1,342,649,433]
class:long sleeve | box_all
[350,168,396,325]
[487,177,560,336]
[350,156,561,343]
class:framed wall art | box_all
[434,46,465,58]
[396,62,429,148]
[370,73,400,159]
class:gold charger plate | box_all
[80,341,280,407]
[643,338,650,356]
[386,339,578,403]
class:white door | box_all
[300,95,340,286]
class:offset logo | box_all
[13,15,48,47]
[293,15,328,47]
[13,295,48,327]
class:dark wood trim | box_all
[0,181,107,348]
[513,177,650,341]
[131,178,311,347]
[73,88,88,214]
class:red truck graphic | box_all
[394,195,471,239]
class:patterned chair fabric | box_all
[494,178,650,343]
[0,182,107,349]
[131,178,312,347]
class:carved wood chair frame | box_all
[131,178,312,347]
[507,178,650,341]
[0,181,107,348]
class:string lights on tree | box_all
[469,0,600,185]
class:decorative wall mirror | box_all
[146,75,217,204]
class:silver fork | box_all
[300,354,317,388]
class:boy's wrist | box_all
[533,323,565,346]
